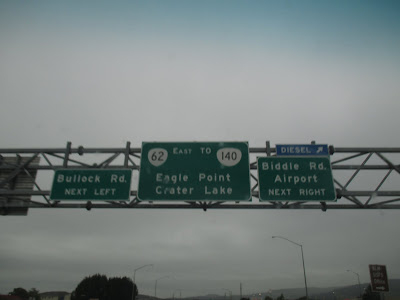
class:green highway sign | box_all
[50,169,132,201]
[138,142,251,201]
[257,157,336,202]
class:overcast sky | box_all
[1,0,400,298]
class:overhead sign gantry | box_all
[1,141,400,213]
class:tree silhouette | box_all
[277,294,285,300]
[9,288,29,300]
[72,274,108,300]
[28,288,40,300]
[107,277,137,300]
[71,274,138,300]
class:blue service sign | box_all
[276,144,329,156]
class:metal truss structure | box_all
[1,142,400,214]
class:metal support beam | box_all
[0,144,400,210]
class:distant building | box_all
[39,291,71,300]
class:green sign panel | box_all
[257,157,336,201]
[50,169,132,201]
[138,142,251,201]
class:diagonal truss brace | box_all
[1,143,400,211]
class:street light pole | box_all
[133,264,154,300]
[155,276,170,298]
[134,264,154,284]
[173,289,182,300]
[272,236,308,300]
[347,270,362,297]
[223,289,232,300]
